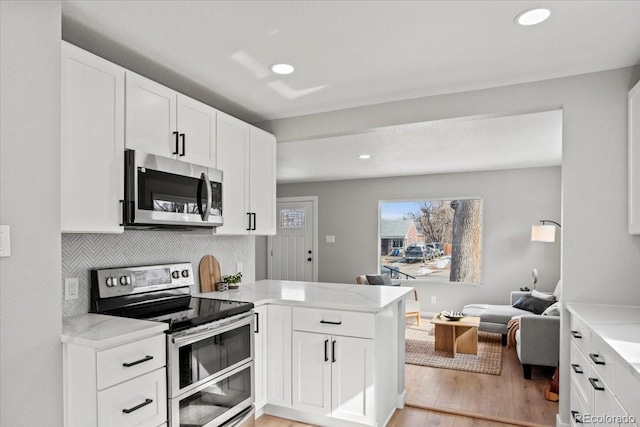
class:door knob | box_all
[307,258,312,261]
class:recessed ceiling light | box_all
[358,154,371,159]
[515,8,551,26]
[270,63,295,75]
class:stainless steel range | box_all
[90,262,255,427]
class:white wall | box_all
[262,67,640,424]
[276,166,561,312]
[0,2,63,426]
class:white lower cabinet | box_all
[292,331,374,425]
[267,305,292,407]
[64,330,167,427]
[254,305,268,411]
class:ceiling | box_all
[61,1,640,182]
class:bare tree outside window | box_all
[379,199,482,284]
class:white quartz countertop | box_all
[62,313,168,349]
[195,280,414,313]
[567,303,640,381]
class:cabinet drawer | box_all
[293,307,374,339]
[97,334,165,390]
[97,368,167,427]
[570,384,591,427]
[589,334,615,389]
[570,342,591,405]
[570,315,590,357]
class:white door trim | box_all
[269,196,319,282]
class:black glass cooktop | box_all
[103,296,254,332]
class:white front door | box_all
[268,198,316,281]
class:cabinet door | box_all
[267,305,292,408]
[249,126,276,235]
[61,42,125,233]
[254,306,268,410]
[216,112,250,235]
[176,94,215,168]
[629,80,640,234]
[292,331,331,415]
[125,72,177,158]
[331,336,374,425]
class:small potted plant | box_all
[222,272,243,289]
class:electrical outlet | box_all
[236,262,243,274]
[65,278,79,301]
[431,296,437,304]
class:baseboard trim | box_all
[405,402,551,427]
[556,413,569,427]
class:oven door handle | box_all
[171,312,254,345]
[199,172,212,222]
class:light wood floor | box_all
[256,321,558,427]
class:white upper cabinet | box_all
[629,79,640,234]
[216,112,276,235]
[125,73,215,168]
[61,42,125,233]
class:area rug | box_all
[405,321,503,375]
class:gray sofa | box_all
[462,282,561,379]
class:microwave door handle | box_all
[200,172,212,222]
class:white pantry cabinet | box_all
[254,305,268,412]
[216,112,276,235]
[629,79,640,234]
[266,305,292,408]
[61,42,125,233]
[125,72,216,168]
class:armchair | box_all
[515,314,560,379]
[356,274,421,325]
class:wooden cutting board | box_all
[199,255,222,293]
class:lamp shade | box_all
[531,224,556,242]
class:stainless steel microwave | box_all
[123,150,223,228]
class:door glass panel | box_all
[178,365,252,427]
[280,208,305,229]
[178,324,251,389]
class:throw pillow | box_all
[366,274,392,286]
[542,302,561,316]
[513,295,554,315]
[531,289,556,302]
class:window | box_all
[379,199,482,284]
[280,208,305,229]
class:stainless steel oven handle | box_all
[200,172,212,222]
[171,311,253,344]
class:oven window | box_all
[178,364,252,427]
[178,324,251,389]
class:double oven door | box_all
[167,312,254,427]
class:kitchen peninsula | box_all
[197,280,413,427]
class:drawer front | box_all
[570,314,591,357]
[97,334,166,390]
[589,334,615,390]
[589,367,615,426]
[571,341,592,406]
[292,307,374,338]
[615,364,640,424]
[570,385,592,427]
[97,368,167,427]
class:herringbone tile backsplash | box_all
[62,231,255,317]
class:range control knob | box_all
[105,277,115,287]
[119,276,130,286]
[181,269,189,278]
[171,270,180,279]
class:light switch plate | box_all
[236,262,243,274]
[0,225,10,257]
[326,235,335,243]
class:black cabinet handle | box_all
[324,339,329,362]
[119,199,124,226]
[172,131,179,154]
[571,411,583,423]
[332,340,336,363]
[570,330,582,339]
[589,353,605,365]
[179,133,186,156]
[571,364,584,374]
[252,213,256,230]
[589,377,605,391]
[246,213,252,231]
[255,312,259,333]
[122,398,153,414]
[320,320,342,325]
[122,355,153,367]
